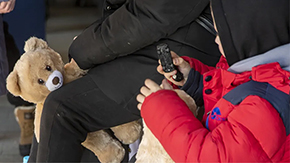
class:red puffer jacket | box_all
[141,55,290,162]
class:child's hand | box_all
[136,79,172,110]
[157,51,191,86]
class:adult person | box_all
[137,0,290,162]
[0,0,15,96]
[29,0,221,162]
[3,0,46,157]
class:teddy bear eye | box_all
[46,65,52,71]
[38,79,45,85]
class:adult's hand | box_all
[0,0,16,14]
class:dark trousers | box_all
[28,74,141,162]
[3,21,34,107]
[29,134,130,163]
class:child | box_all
[137,0,290,162]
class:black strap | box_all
[196,14,217,36]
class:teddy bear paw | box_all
[97,141,125,163]
[111,120,142,144]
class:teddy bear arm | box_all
[64,60,88,84]
[110,120,142,144]
[82,130,125,163]
[136,90,197,163]
[135,120,175,163]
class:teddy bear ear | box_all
[6,71,21,97]
[24,36,49,52]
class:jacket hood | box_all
[211,0,290,66]
[228,43,290,74]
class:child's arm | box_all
[141,91,285,162]
[157,51,215,87]
[179,57,213,106]
[157,52,216,106]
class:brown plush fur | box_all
[6,37,142,163]
[136,89,197,163]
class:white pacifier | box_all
[45,70,63,92]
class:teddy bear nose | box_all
[52,77,60,85]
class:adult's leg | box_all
[3,20,36,157]
[35,74,141,162]
[0,16,8,96]
[28,135,38,162]
[34,39,219,162]
[3,0,46,156]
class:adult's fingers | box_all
[0,2,8,13]
[0,1,15,13]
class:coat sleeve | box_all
[180,56,215,106]
[69,0,210,69]
[141,90,285,162]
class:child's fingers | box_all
[144,79,161,92]
[171,51,184,66]
[136,94,145,104]
[140,86,152,97]
[136,93,145,110]
[137,79,162,110]
[171,51,180,62]
[156,65,164,74]
[163,70,177,80]
[171,51,189,69]
[137,103,142,110]
[138,79,162,100]
[162,79,173,90]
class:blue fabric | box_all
[181,68,204,106]
[228,44,290,74]
[223,80,290,135]
[3,0,46,54]
[23,156,29,163]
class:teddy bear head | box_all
[6,37,65,103]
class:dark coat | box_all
[69,0,221,115]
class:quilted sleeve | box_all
[69,0,210,69]
[141,91,285,162]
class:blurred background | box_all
[0,0,102,162]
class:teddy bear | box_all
[135,89,198,163]
[6,37,142,163]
